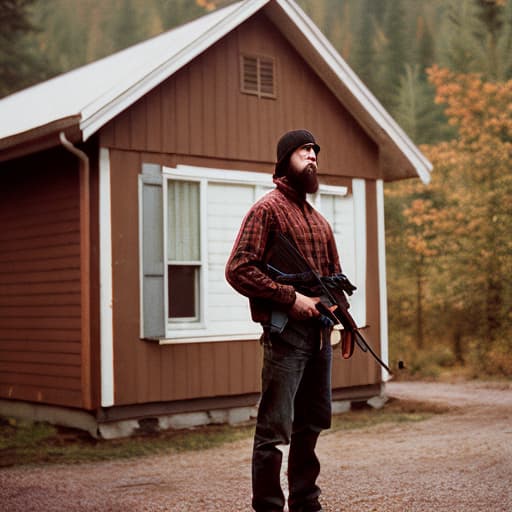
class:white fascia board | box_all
[80,0,268,141]
[274,0,432,184]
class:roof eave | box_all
[0,115,82,163]
[80,0,270,141]
[265,0,432,184]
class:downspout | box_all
[60,132,92,410]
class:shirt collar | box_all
[273,176,307,205]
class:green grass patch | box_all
[329,397,449,433]
[0,416,256,468]
[0,398,447,468]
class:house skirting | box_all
[0,384,385,439]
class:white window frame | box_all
[163,176,206,328]
[159,165,364,343]
[161,166,275,343]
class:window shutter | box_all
[139,164,165,339]
[241,54,276,98]
[259,57,275,97]
[241,55,258,95]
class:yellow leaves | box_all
[406,235,436,258]
[427,66,512,144]
[388,66,512,342]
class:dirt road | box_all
[1,380,511,511]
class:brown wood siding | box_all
[109,149,261,405]
[101,12,382,407]
[101,12,378,180]
[0,149,83,407]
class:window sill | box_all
[155,332,261,345]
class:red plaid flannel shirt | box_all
[225,177,342,324]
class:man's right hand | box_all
[289,292,321,320]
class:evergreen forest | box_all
[2,0,512,379]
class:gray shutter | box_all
[139,164,165,339]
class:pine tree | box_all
[110,0,144,53]
[473,0,512,80]
[438,0,512,80]
[414,15,436,80]
[0,0,53,96]
[349,0,376,90]
[378,0,409,112]
[394,64,448,145]
[156,0,208,32]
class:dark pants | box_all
[252,320,332,512]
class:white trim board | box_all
[376,179,391,381]
[99,148,114,407]
[352,179,367,327]
[166,165,348,196]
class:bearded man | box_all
[226,129,343,512]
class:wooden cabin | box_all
[0,0,431,437]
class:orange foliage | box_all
[195,0,216,11]
[386,65,512,358]
[427,65,512,164]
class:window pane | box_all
[168,265,198,319]
[168,180,200,261]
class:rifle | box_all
[266,232,393,376]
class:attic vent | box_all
[241,54,276,99]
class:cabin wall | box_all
[107,150,262,405]
[100,12,383,408]
[0,148,84,407]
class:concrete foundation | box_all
[0,388,387,440]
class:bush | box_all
[392,345,457,380]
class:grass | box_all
[329,397,450,433]
[0,398,449,469]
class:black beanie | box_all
[274,129,320,178]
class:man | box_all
[225,129,343,512]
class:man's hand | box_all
[289,292,321,320]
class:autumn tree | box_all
[427,66,511,358]
[387,65,512,375]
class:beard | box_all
[288,162,319,194]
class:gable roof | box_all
[0,0,431,183]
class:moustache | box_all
[304,162,317,175]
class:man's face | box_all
[287,143,319,194]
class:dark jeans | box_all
[252,320,332,512]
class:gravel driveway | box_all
[1,380,511,511]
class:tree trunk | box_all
[416,263,424,350]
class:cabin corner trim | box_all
[99,148,114,406]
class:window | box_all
[240,54,276,99]
[139,165,366,342]
[166,180,201,322]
